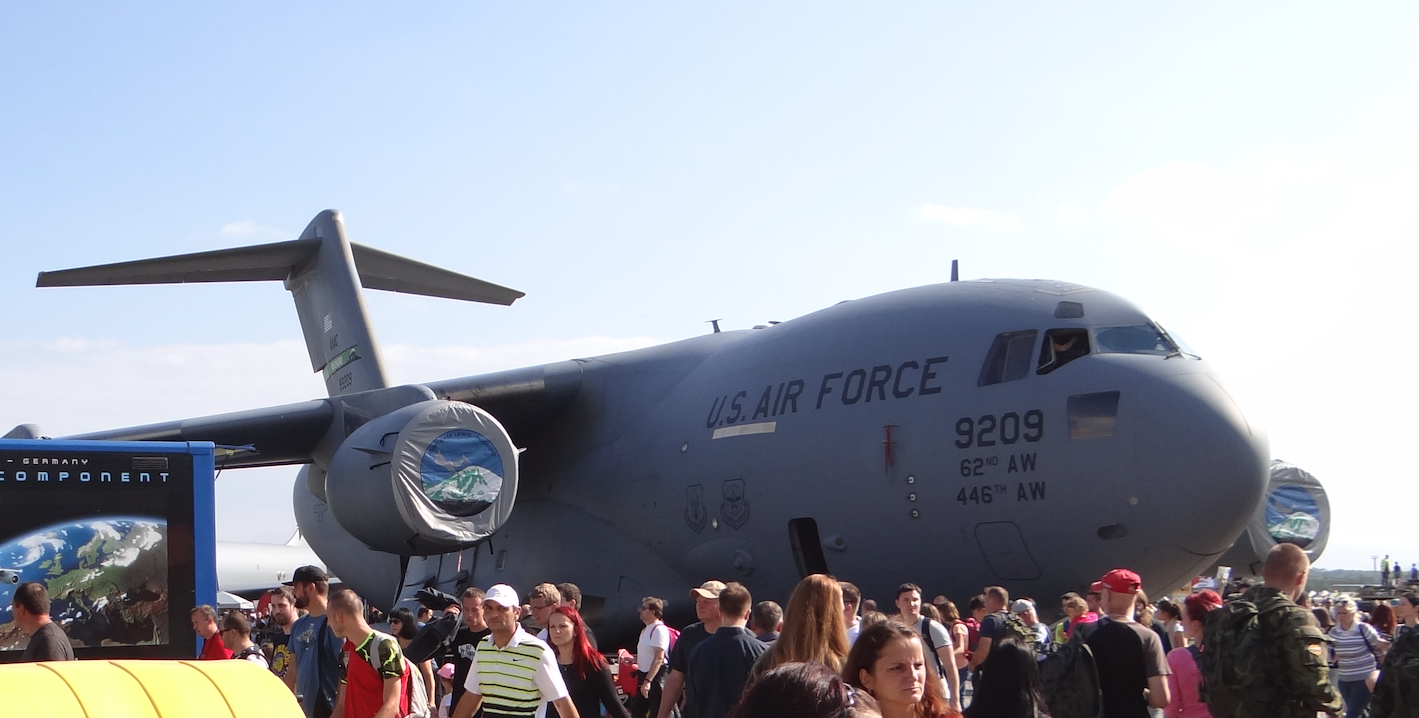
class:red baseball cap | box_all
[1099,569,1142,594]
[1088,581,1103,595]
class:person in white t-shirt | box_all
[895,582,961,714]
[632,596,671,718]
[840,581,862,646]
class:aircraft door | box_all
[973,521,1041,580]
[788,517,831,577]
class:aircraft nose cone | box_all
[1133,371,1269,557]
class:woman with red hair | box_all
[546,606,631,718]
[1164,590,1223,718]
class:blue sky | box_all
[3,3,1416,570]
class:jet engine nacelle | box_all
[323,399,519,555]
[1210,459,1330,577]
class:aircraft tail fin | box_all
[37,210,523,398]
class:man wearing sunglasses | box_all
[223,611,270,668]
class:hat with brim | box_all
[282,565,328,586]
[690,580,727,599]
[1100,569,1142,594]
[483,584,519,609]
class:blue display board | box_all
[0,440,215,661]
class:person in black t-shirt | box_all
[443,586,492,712]
[686,583,767,718]
[1085,569,1170,718]
[656,580,726,718]
[968,585,1011,676]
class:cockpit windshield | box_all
[1094,324,1182,356]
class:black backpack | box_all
[919,617,948,677]
[1038,629,1102,718]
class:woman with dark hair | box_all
[937,601,971,698]
[844,622,959,718]
[1313,606,1334,632]
[1155,599,1187,650]
[1370,602,1398,640]
[546,606,630,718]
[1165,590,1222,718]
[962,639,1046,718]
[388,607,437,709]
[753,574,852,678]
[731,661,881,718]
[388,607,419,641]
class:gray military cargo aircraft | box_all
[20,209,1326,637]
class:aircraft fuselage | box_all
[459,278,1268,634]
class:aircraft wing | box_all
[60,399,333,468]
[46,361,585,469]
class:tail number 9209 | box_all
[954,410,1044,449]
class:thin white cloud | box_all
[218,220,288,241]
[0,335,666,438]
[919,204,1022,233]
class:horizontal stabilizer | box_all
[37,239,320,286]
[351,244,523,305]
[38,238,524,306]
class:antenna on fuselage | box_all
[707,319,723,333]
[951,260,959,282]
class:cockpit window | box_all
[978,330,1038,387]
[1037,328,1089,375]
[1095,324,1179,356]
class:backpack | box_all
[616,648,639,696]
[963,617,981,658]
[1038,633,1102,718]
[1372,626,1419,718]
[369,631,431,718]
[1197,596,1285,718]
[1002,611,1039,648]
[235,644,269,667]
[918,617,948,677]
[666,625,681,653]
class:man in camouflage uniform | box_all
[1207,543,1341,718]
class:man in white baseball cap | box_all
[453,584,579,718]
[1010,598,1050,652]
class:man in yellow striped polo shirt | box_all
[453,584,580,718]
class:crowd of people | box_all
[11,541,1419,718]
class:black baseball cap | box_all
[283,565,328,586]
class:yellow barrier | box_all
[0,659,304,718]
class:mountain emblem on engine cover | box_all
[420,429,504,517]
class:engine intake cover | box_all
[326,399,518,555]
